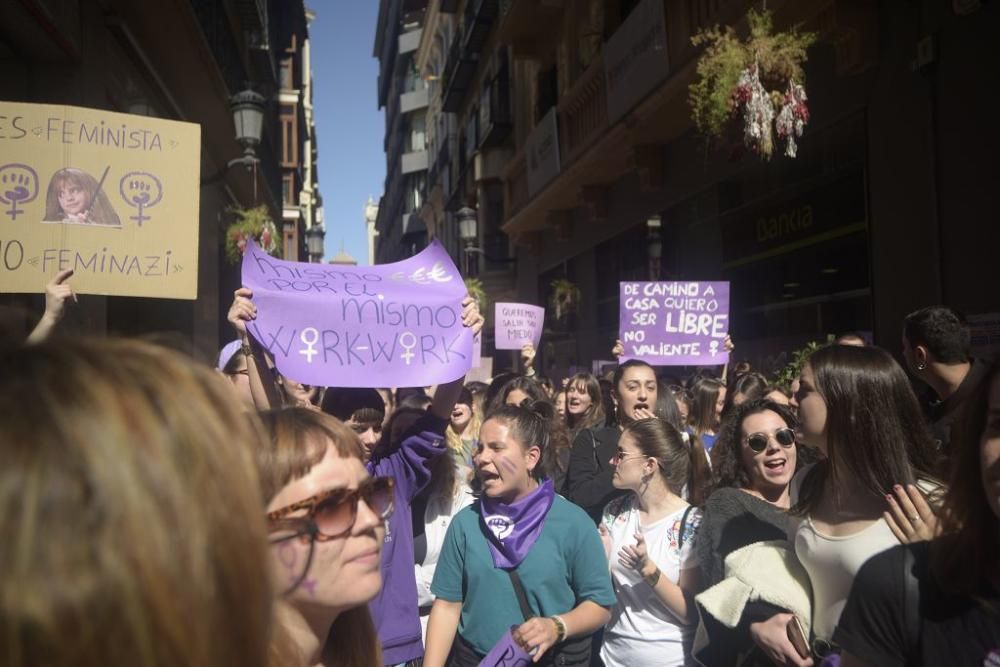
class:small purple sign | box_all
[478,627,532,667]
[619,281,730,366]
[494,302,544,350]
[241,239,473,387]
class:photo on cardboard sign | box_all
[42,167,121,227]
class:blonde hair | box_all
[255,408,383,667]
[0,338,273,667]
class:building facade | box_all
[278,3,324,263]
[411,0,999,376]
[373,0,432,264]
[0,0,317,360]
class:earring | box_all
[917,364,926,371]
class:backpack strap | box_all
[677,505,695,549]
[507,569,535,621]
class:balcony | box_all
[478,54,512,149]
[401,150,429,174]
[400,87,429,113]
[398,27,422,56]
[558,54,607,166]
[441,35,478,112]
[461,0,499,55]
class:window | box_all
[282,173,295,205]
[281,106,297,166]
[408,114,426,153]
[280,57,294,90]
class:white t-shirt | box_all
[600,495,702,667]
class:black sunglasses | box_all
[745,427,796,453]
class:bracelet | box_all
[549,615,566,643]
[644,567,661,587]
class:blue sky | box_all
[312,3,384,265]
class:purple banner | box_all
[494,302,544,350]
[619,281,730,366]
[241,239,473,387]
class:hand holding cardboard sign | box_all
[227,287,257,336]
[27,269,77,344]
[461,295,485,337]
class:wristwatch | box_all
[549,615,567,643]
[644,567,661,587]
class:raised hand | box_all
[521,343,536,368]
[461,295,485,336]
[227,287,257,336]
[612,339,625,359]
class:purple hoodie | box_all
[367,414,448,665]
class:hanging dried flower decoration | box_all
[224,205,282,264]
[689,9,816,159]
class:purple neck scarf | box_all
[480,478,555,569]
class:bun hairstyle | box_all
[624,417,710,505]
[487,401,552,480]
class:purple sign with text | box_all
[478,627,532,667]
[619,281,730,366]
[242,239,473,387]
[494,302,545,350]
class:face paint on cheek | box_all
[300,578,318,597]
[498,456,519,477]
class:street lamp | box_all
[230,89,266,165]
[201,88,267,185]
[457,205,478,276]
[305,224,325,263]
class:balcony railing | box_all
[558,54,607,166]
[478,52,512,149]
[441,34,478,112]
[462,0,499,55]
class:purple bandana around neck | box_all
[479,478,555,569]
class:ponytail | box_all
[625,418,708,506]
[684,432,711,506]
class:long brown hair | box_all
[565,372,606,436]
[793,345,943,515]
[624,418,710,506]
[689,377,725,435]
[931,361,999,597]
[0,338,273,667]
[255,408,382,667]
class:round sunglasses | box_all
[744,427,796,453]
[267,476,394,543]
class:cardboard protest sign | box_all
[619,281,730,366]
[242,239,473,387]
[494,302,544,350]
[0,101,200,298]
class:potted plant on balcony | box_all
[224,204,281,264]
[689,9,816,159]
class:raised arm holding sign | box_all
[619,281,731,366]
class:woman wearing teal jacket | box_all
[423,402,616,667]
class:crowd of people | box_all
[1,273,998,667]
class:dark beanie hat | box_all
[321,387,386,422]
